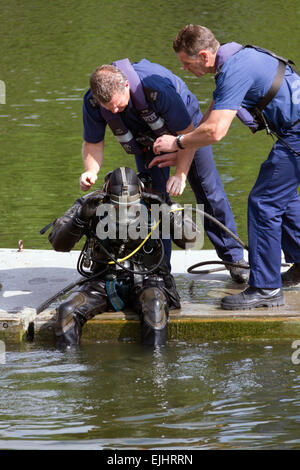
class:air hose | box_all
[179,205,290,275]
[36,267,108,314]
[154,166,251,275]
[38,187,289,314]
[182,205,250,275]
[36,216,165,314]
[85,229,166,276]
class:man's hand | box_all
[153,135,177,154]
[166,174,187,197]
[80,171,98,191]
[148,152,178,169]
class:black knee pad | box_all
[55,292,86,346]
[139,287,169,346]
[140,287,168,329]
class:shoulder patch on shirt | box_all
[143,86,160,102]
[88,97,99,108]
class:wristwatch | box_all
[176,134,185,149]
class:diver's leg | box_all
[55,280,109,347]
[135,286,169,347]
[132,271,180,346]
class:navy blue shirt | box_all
[83,59,202,143]
[213,47,300,134]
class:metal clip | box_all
[83,238,94,268]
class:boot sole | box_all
[221,296,285,311]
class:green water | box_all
[1,0,299,250]
[1,0,300,450]
[1,340,300,450]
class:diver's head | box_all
[104,167,144,232]
[105,167,142,203]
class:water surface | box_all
[1,340,300,449]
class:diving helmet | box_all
[104,167,145,230]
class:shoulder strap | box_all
[113,59,148,111]
[243,45,294,113]
[255,60,287,111]
[244,44,298,71]
[214,42,244,77]
[113,59,170,137]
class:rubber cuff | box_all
[73,216,88,228]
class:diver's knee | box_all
[140,287,168,327]
[139,287,169,346]
[55,293,86,347]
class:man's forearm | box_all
[174,104,217,178]
[153,109,237,155]
[178,109,238,149]
[179,121,220,149]
[174,148,195,180]
[174,122,198,177]
[199,100,215,125]
[82,140,104,173]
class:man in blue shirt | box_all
[153,24,300,309]
[80,59,247,281]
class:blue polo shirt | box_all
[213,47,300,134]
[83,59,202,143]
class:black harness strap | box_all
[243,46,300,155]
[243,45,290,118]
[241,45,298,134]
[244,44,300,75]
[255,60,287,112]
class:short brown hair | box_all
[173,24,219,57]
[90,65,127,104]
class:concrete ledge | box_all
[1,248,299,343]
[31,304,300,345]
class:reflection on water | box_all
[1,340,300,449]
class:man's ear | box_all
[199,50,209,62]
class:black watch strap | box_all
[176,134,185,149]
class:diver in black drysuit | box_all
[48,167,194,347]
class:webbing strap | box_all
[243,45,289,113]
[244,44,300,75]
[255,60,287,111]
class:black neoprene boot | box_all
[221,286,284,310]
[55,304,83,348]
[228,259,249,284]
[281,263,300,287]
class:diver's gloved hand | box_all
[169,203,201,249]
[75,192,104,225]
